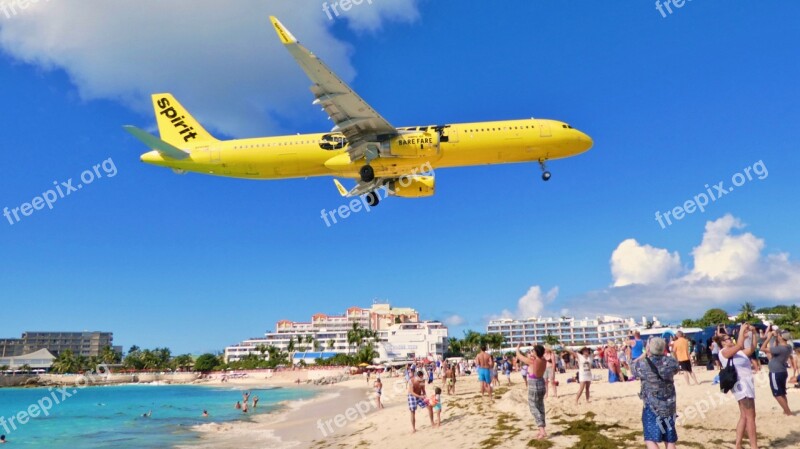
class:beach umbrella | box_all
[358,363,369,367]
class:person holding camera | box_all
[761,328,795,416]
[714,323,758,449]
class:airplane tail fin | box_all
[151,93,218,146]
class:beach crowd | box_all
[370,326,799,449]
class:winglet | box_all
[123,125,190,160]
[333,179,348,197]
[270,16,297,45]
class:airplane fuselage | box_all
[141,118,592,180]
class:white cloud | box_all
[0,0,420,137]
[690,215,764,281]
[495,286,559,320]
[565,214,800,321]
[443,314,465,327]
[611,239,682,287]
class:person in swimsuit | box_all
[431,387,443,427]
[475,344,494,401]
[543,348,558,398]
[374,377,384,409]
[408,371,434,433]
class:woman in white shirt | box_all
[714,324,758,449]
[567,347,593,404]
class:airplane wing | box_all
[270,16,397,162]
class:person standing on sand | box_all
[543,348,557,398]
[710,339,721,370]
[517,343,548,440]
[604,341,623,384]
[629,331,644,376]
[431,387,443,427]
[408,371,434,433]
[632,337,679,449]
[761,329,795,416]
[374,377,384,409]
[673,331,698,386]
[475,344,494,401]
[715,324,758,449]
[445,364,456,395]
[567,347,593,403]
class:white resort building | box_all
[486,315,639,349]
[224,302,448,363]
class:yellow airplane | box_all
[124,16,593,207]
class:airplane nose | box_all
[575,130,593,152]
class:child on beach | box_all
[567,348,593,403]
[429,387,442,427]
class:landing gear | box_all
[538,159,551,181]
[360,165,375,182]
[365,191,380,207]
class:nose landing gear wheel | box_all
[360,165,375,182]
[365,191,380,207]
[538,159,551,182]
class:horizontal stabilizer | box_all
[123,125,190,160]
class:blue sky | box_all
[1,1,798,354]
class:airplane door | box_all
[539,122,552,138]
[210,146,221,162]
[442,127,458,143]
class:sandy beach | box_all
[186,366,800,449]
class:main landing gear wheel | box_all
[365,191,380,207]
[538,159,551,182]
[360,165,375,182]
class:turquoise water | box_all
[0,384,317,448]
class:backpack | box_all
[719,357,738,393]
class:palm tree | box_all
[256,344,268,360]
[75,355,88,373]
[53,350,77,373]
[100,346,121,364]
[347,323,364,354]
[543,333,560,346]
[463,330,482,354]
[486,333,505,351]
[327,339,335,351]
[355,343,378,365]
[740,302,756,322]
[172,354,195,371]
[447,337,462,356]
[287,337,296,353]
